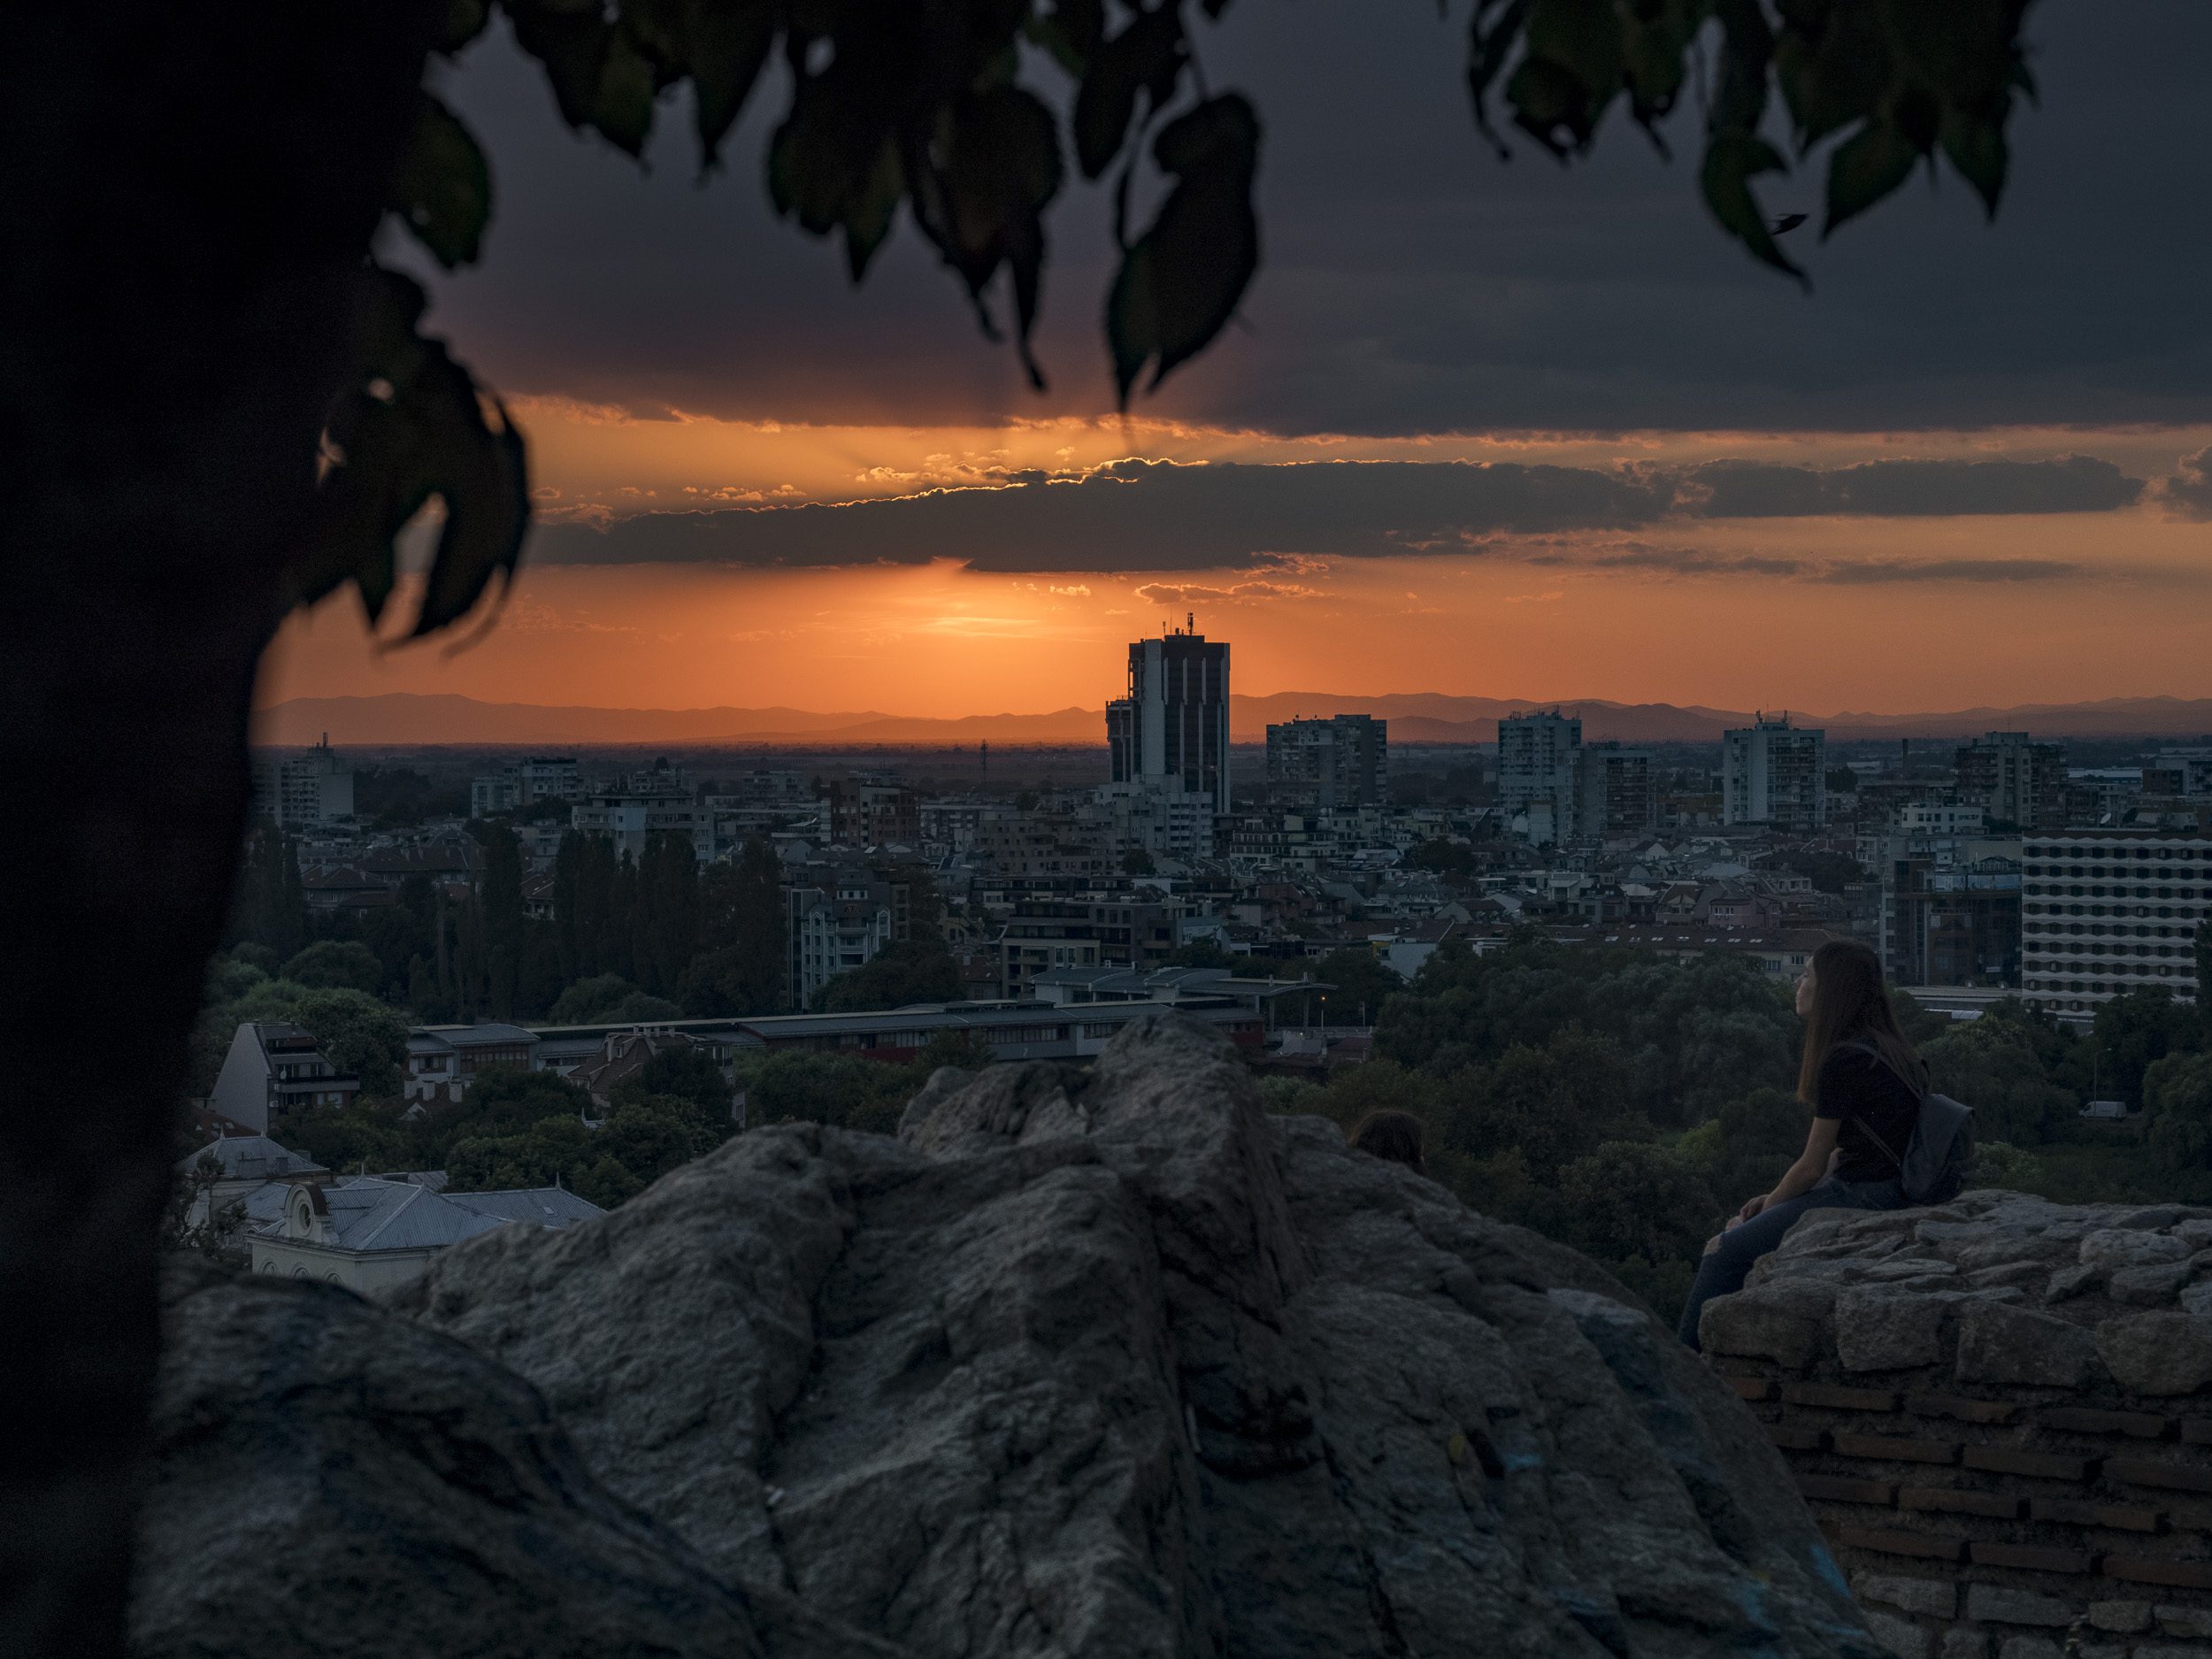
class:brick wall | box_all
[1700,1191,2212,1659]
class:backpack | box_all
[1840,1041,1977,1206]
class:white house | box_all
[247,1173,603,1294]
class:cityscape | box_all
[26,6,2212,1659]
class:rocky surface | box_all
[1704,1189,2212,1393]
[129,1257,895,1659]
[370,1012,1878,1658]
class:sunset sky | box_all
[261,2,2212,721]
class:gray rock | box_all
[2154,1604,2212,1638]
[2087,1600,2154,1632]
[2097,1311,2212,1394]
[2044,1262,2101,1304]
[1863,1608,1930,1659]
[2108,1259,2198,1305]
[130,1259,886,1659]
[1954,1301,2103,1387]
[2181,1280,2212,1317]
[2080,1228,2192,1271]
[1965,1584,2078,1626]
[1859,1573,1958,1618]
[388,1013,1877,1659]
[1701,1280,1840,1369]
[1832,1287,1965,1372]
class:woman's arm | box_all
[1737,1116,1841,1222]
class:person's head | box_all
[1349,1109,1426,1174]
[1795,938,1920,1102]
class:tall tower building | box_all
[1724,714,1827,830]
[1499,710,1582,845]
[1104,618,1232,813]
[1955,731,2068,830]
[1265,715,1387,809]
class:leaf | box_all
[1464,0,1533,156]
[305,266,532,638]
[683,0,777,162]
[388,91,492,270]
[1107,92,1260,403]
[1512,0,1624,153]
[1699,128,1803,284]
[1939,105,2007,216]
[1072,7,1185,180]
[1823,114,1917,236]
[841,136,905,279]
[590,26,661,156]
[506,2,612,130]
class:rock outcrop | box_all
[136,1014,1880,1657]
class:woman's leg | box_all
[1676,1187,1847,1350]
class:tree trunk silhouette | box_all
[0,8,438,1655]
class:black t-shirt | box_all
[1814,1044,1923,1186]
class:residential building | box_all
[1087,780,1217,861]
[2067,768,2144,826]
[1880,855,2023,987]
[1106,622,1232,814]
[209,1022,362,1134]
[996,894,1188,996]
[825,778,921,849]
[1499,711,1581,846]
[2021,828,2212,1014]
[571,794,714,862]
[786,867,902,1009]
[1265,715,1387,810]
[471,773,523,818]
[248,1174,603,1294]
[403,1023,542,1104]
[251,735,355,828]
[517,757,583,803]
[1724,714,1826,830]
[1575,743,1659,840]
[1955,732,2067,830]
[173,1133,326,1233]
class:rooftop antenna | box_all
[1187,611,1195,635]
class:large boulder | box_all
[129,1258,895,1659]
[380,1013,1878,1659]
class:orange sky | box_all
[258,409,2212,718]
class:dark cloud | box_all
[1810,557,2085,585]
[424,6,2212,434]
[2152,447,2212,520]
[529,455,2146,573]
[1678,457,2143,518]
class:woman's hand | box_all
[1737,1194,1770,1224]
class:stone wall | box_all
[1701,1189,2212,1659]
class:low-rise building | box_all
[247,1174,603,1294]
[403,1022,541,1103]
[209,1022,362,1134]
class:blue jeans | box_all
[1677,1176,1905,1350]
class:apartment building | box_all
[1576,743,1660,841]
[251,735,355,828]
[209,1021,362,1133]
[2021,828,2210,1013]
[1954,732,2067,830]
[1724,715,1826,830]
[1499,711,1581,846]
[1264,715,1388,810]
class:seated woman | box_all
[1677,938,1922,1351]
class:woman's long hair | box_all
[1795,938,1926,1103]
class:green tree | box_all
[1677,1087,1812,1214]
[229,823,308,960]
[290,988,409,1100]
[812,937,963,1013]
[2081,989,2204,1109]
[611,1048,732,1118]
[2197,925,2212,1039]
[480,823,526,1018]
[2147,1052,2212,1172]
[449,1066,595,1134]
[1556,1141,1717,1270]
[1311,947,1404,1028]
[1120,849,1156,877]
[280,940,384,994]
[600,1094,723,1189]
[10,4,2042,1644]
[549,973,647,1024]
[683,838,787,1016]
[1922,1020,2076,1145]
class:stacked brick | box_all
[1701,1189,2212,1658]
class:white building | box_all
[1087,780,1217,862]
[208,1022,362,1134]
[1499,711,1581,846]
[1724,714,1826,830]
[251,735,354,828]
[403,1023,542,1104]
[247,1174,603,1294]
[471,773,523,818]
[571,794,714,862]
[174,1133,326,1234]
[787,870,899,1009]
[2021,828,2211,1015]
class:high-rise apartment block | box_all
[1576,742,1660,841]
[1264,715,1387,810]
[1724,715,1826,830]
[2021,829,2210,1014]
[1955,732,2067,830]
[252,735,355,828]
[1499,711,1581,846]
[1105,622,1232,814]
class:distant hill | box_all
[253,690,2212,749]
